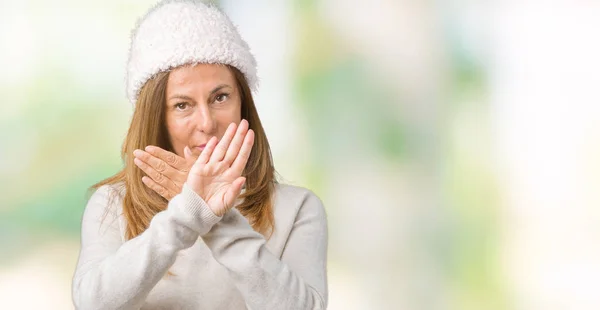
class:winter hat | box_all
[125,0,258,105]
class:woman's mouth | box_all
[194,144,207,152]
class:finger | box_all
[184,146,194,162]
[196,136,219,166]
[223,119,249,165]
[134,157,178,193]
[210,122,237,163]
[181,146,197,172]
[230,129,255,175]
[223,177,246,209]
[145,145,187,170]
[133,149,178,179]
[142,176,174,200]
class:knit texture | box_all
[125,0,258,105]
[72,183,328,309]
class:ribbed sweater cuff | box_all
[178,183,222,235]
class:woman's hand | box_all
[133,145,196,201]
[187,120,254,216]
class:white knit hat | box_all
[125,0,258,105]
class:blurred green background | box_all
[1,0,600,309]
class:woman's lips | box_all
[193,138,217,153]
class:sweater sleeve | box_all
[202,190,329,310]
[72,184,221,310]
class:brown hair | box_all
[93,65,276,239]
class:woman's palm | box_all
[186,120,254,217]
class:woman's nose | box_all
[195,105,215,134]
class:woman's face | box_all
[165,63,242,157]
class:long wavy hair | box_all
[93,65,276,239]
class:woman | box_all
[71,1,328,309]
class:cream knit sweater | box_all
[72,183,328,309]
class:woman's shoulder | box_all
[273,183,327,220]
[274,182,320,202]
[91,182,126,205]
[78,182,128,240]
[85,182,126,218]
[95,182,126,197]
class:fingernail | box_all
[133,149,141,157]
[145,145,153,152]
[133,158,141,165]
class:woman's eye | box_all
[175,102,188,110]
[215,94,229,103]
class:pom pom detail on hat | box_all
[125,0,258,105]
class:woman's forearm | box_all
[202,194,328,310]
[72,185,221,309]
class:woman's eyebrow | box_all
[210,84,232,95]
[167,94,195,102]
